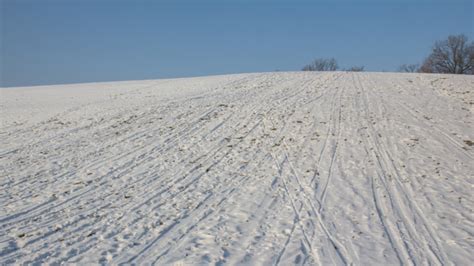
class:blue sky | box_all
[1,0,472,87]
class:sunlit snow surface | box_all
[1,72,473,265]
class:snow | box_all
[0,72,473,265]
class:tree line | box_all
[302,34,474,74]
[302,58,364,72]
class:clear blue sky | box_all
[1,0,472,87]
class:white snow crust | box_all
[1,72,473,265]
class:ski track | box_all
[1,72,473,265]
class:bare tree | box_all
[418,57,434,73]
[419,34,474,74]
[398,64,419,73]
[302,58,339,71]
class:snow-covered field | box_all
[1,72,473,265]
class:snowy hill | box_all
[1,72,473,264]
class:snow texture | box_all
[1,72,473,265]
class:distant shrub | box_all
[398,64,419,73]
[345,66,365,72]
[302,58,339,71]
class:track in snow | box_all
[1,72,473,265]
